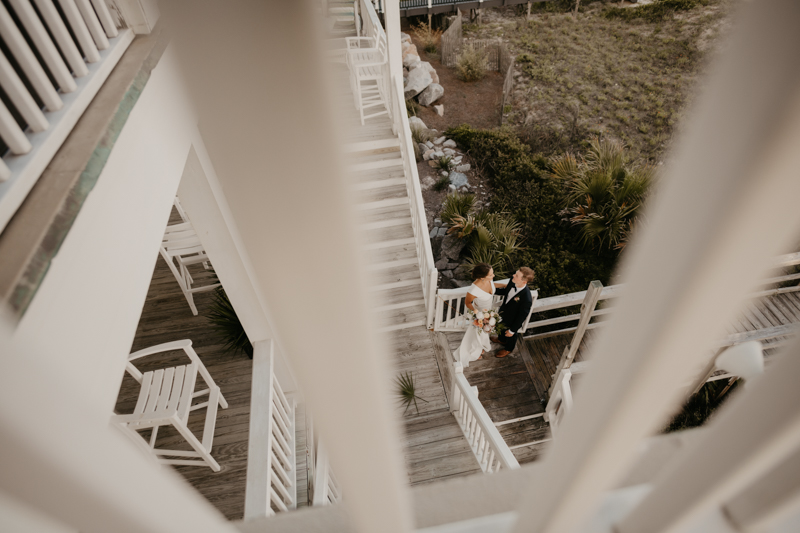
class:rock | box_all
[443,139,457,148]
[440,234,467,261]
[434,104,444,116]
[418,143,428,154]
[428,160,439,168]
[437,227,448,237]
[404,67,432,99]
[422,176,436,189]
[418,61,440,84]
[443,148,455,156]
[434,218,442,225]
[434,136,447,145]
[403,44,421,69]
[435,259,449,270]
[449,172,468,188]
[456,164,471,172]
[449,184,456,190]
[454,264,473,280]
[425,141,434,149]
[446,262,460,270]
[453,279,472,288]
[423,149,435,160]
[442,270,454,279]
[418,83,444,106]
[429,227,438,239]
[400,32,411,43]
[408,116,427,130]
[440,171,449,177]
[452,156,463,164]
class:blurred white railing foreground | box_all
[0,0,134,232]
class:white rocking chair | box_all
[112,340,228,471]
[345,33,389,125]
[160,202,220,315]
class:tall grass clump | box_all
[413,21,443,54]
[455,44,488,82]
[440,191,475,224]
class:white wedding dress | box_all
[453,283,495,367]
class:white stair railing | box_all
[310,440,342,506]
[451,362,520,472]
[433,279,538,333]
[244,342,297,519]
[360,0,437,327]
[544,368,573,437]
[0,0,135,232]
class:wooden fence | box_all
[440,9,462,67]
[499,41,516,123]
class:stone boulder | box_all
[418,61,439,84]
[402,43,421,69]
[434,105,444,116]
[408,116,427,130]
[449,172,468,188]
[404,67,432,100]
[443,139,457,149]
[400,32,412,44]
[418,83,444,106]
[440,234,467,262]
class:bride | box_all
[454,263,501,367]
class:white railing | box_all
[524,282,622,339]
[544,368,573,437]
[0,0,135,233]
[309,438,342,506]
[432,279,540,333]
[358,0,438,327]
[451,362,520,472]
[244,343,297,518]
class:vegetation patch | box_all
[446,125,617,297]
[605,0,702,23]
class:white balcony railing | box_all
[0,0,134,232]
[451,362,520,472]
[432,279,538,333]
[309,438,342,506]
[244,342,297,518]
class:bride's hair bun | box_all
[472,263,492,281]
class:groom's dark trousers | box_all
[495,284,533,352]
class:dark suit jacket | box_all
[496,284,533,334]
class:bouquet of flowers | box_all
[465,308,501,335]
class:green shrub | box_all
[446,125,617,297]
[551,138,654,250]
[433,155,454,171]
[440,191,476,224]
[455,44,488,82]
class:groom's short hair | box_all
[519,267,535,283]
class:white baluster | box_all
[0,100,32,154]
[57,0,100,63]
[75,0,109,49]
[89,0,117,37]
[9,0,77,93]
[33,0,88,76]
[0,158,10,182]
[0,2,62,111]
[0,51,49,132]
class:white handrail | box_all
[451,362,519,472]
[433,279,520,331]
[0,0,133,232]
[544,368,573,437]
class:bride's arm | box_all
[465,293,477,312]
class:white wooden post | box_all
[244,340,276,519]
[520,289,539,332]
[548,280,602,398]
[450,362,463,414]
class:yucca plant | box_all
[434,155,454,171]
[448,211,523,273]
[206,287,253,358]
[440,191,475,224]
[396,372,428,415]
[551,137,654,250]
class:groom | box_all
[491,267,535,358]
